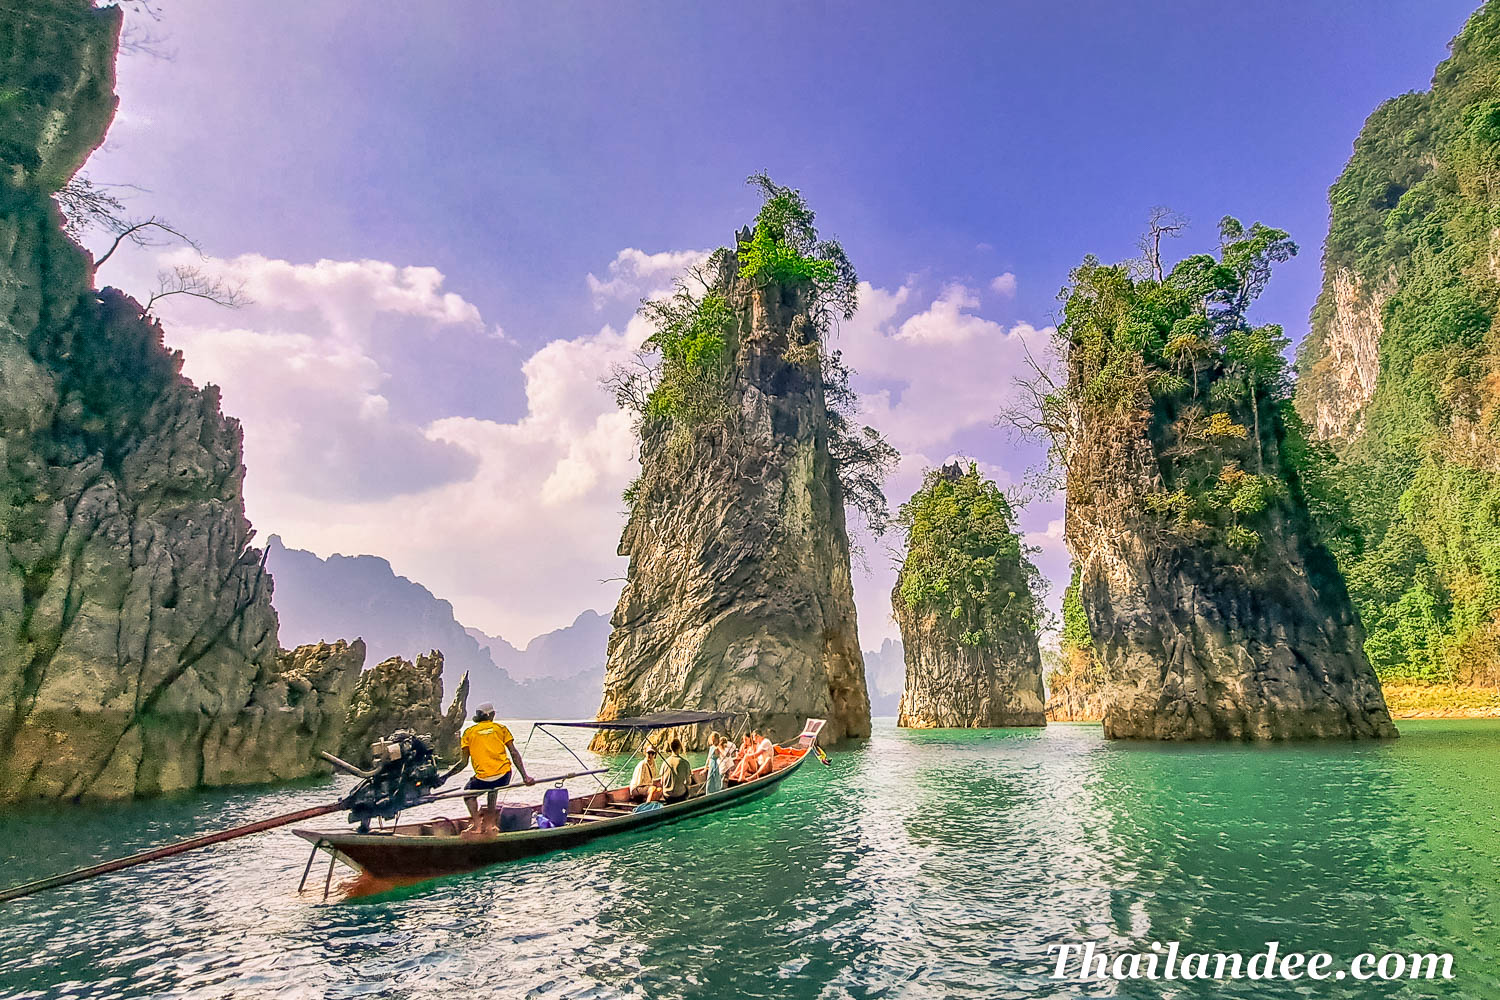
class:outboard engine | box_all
[340,730,442,831]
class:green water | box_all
[0,719,1497,999]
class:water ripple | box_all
[1,720,1497,999]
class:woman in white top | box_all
[703,732,727,794]
[749,732,777,779]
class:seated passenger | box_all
[729,730,768,783]
[729,732,758,782]
[660,738,693,803]
[750,731,777,779]
[629,747,661,802]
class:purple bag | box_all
[541,787,569,828]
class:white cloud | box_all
[586,247,712,305]
[1023,508,1070,630]
[140,250,666,642]
[990,271,1017,296]
[833,279,1056,643]
[151,253,485,503]
[836,280,1051,456]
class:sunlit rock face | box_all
[893,590,1046,729]
[339,650,469,765]
[1295,268,1389,442]
[1043,646,1104,723]
[0,1,357,801]
[1065,394,1396,742]
[591,242,870,751]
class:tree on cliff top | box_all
[607,175,897,534]
[897,462,1042,648]
[1014,213,1346,558]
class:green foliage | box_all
[1060,565,1093,650]
[897,463,1042,647]
[607,176,896,530]
[640,290,733,425]
[738,174,858,326]
[824,348,898,534]
[1058,216,1303,556]
[1298,1,1500,682]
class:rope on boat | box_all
[0,801,346,904]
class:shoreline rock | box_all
[0,1,371,803]
[339,651,467,766]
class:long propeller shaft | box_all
[0,800,345,904]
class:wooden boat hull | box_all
[294,743,813,880]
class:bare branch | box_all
[54,174,130,242]
[1135,206,1188,283]
[143,265,249,315]
[95,215,201,268]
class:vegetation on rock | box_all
[1039,216,1318,557]
[608,174,896,534]
[892,462,1046,728]
[896,462,1041,648]
[1295,2,1500,687]
[1019,211,1395,740]
[595,178,885,749]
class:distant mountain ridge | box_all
[864,638,905,717]
[466,610,610,684]
[266,537,605,718]
[268,536,902,724]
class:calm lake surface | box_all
[1,719,1497,999]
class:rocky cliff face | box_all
[593,233,871,750]
[893,595,1046,728]
[1295,269,1389,441]
[891,463,1045,728]
[0,1,356,801]
[1067,415,1395,740]
[1056,225,1396,741]
[202,639,365,782]
[1290,3,1500,686]
[1043,646,1103,723]
[339,650,468,765]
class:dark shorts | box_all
[466,772,512,791]
[663,790,688,804]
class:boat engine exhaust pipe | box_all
[320,751,377,779]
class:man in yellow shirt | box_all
[442,703,533,833]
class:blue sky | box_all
[87,1,1479,651]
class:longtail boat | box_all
[291,714,826,883]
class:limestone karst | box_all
[339,651,468,765]
[892,463,1046,728]
[1051,219,1396,740]
[1293,2,1500,689]
[591,178,894,750]
[0,0,363,802]
[1043,568,1104,722]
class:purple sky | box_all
[85,0,1478,646]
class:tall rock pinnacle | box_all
[592,179,892,749]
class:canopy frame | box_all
[532,710,737,732]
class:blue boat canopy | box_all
[534,710,736,731]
